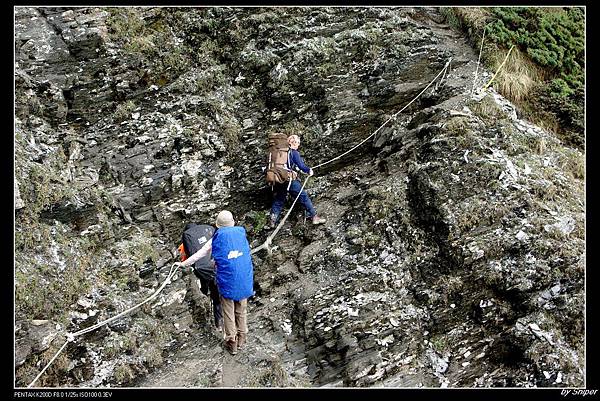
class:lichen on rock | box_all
[14,6,584,388]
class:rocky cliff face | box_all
[14,7,584,388]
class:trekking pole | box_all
[209,296,213,328]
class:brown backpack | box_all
[266,133,297,185]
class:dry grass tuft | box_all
[451,7,492,31]
[487,47,548,102]
[468,94,505,121]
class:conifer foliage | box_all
[487,7,584,98]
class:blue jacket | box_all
[287,149,311,174]
[212,226,254,301]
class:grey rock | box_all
[14,6,583,389]
[15,179,25,210]
[15,339,32,368]
[25,320,60,353]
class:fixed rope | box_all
[28,56,452,388]
[27,337,70,388]
[313,57,452,170]
[250,175,311,255]
[254,57,453,253]
[28,262,181,388]
[482,45,514,90]
[471,25,487,97]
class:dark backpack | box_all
[266,133,297,185]
[182,223,215,282]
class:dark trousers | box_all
[200,276,223,328]
[270,180,316,219]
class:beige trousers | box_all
[220,297,248,342]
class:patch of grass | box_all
[196,65,227,94]
[106,8,145,41]
[133,240,161,266]
[257,359,288,387]
[102,332,139,360]
[193,38,220,66]
[122,333,139,354]
[245,210,268,234]
[430,334,449,353]
[303,36,338,61]
[559,149,584,180]
[487,46,546,102]
[467,95,505,122]
[15,238,94,322]
[106,8,190,86]
[315,61,340,77]
[98,263,138,292]
[14,270,44,319]
[443,7,492,33]
[26,342,72,387]
[141,344,163,368]
[148,323,171,346]
[195,376,212,387]
[113,362,135,384]
[103,337,120,359]
[363,231,383,248]
[17,151,72,218]
[444,116,472,137]
[445,7,584,150]
[113,100,136,122]
[220,116,242,150]
[15,364,38,387]
[44,343,71,373]
[14,221,52,254]
[524,134,548,156]
[365,182,408,223]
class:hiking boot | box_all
[224,339,237,355]
[312,215,327,225]
[237,333,247,350]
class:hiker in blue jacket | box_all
[269,134,327,228]
[177,210,254,355]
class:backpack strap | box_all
[286,149,297,191]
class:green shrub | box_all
[245,210,268,233]
[446,7,584,150]
[486,7,584,98]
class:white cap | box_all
[215,210,235,228]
